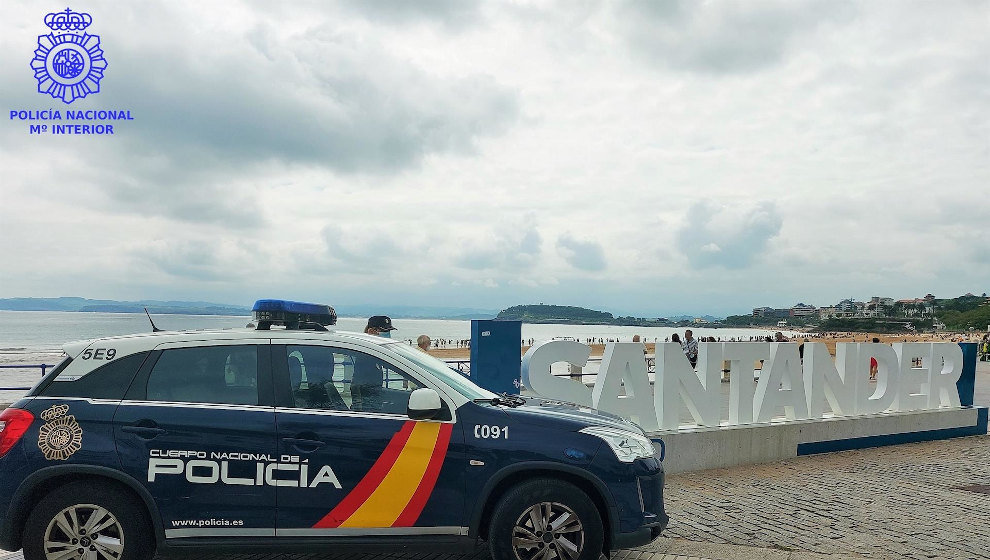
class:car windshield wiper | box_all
[474,393,526,408]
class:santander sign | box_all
[521,341,965,432]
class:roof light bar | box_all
[252,299,337,330]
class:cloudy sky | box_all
[1,0,987,317]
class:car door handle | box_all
[121,425,167,439]
[282,437,325,451]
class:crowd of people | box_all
[364,314,990,366]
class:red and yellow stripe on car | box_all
[313,420,453,528]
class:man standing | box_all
[683,329,698,369]
[417,335,432,351]
[364,315,397,337]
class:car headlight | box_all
[579,426,656,463]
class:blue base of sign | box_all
[796,407,988,456]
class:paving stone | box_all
[663,435,990,560]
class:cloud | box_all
[556,234,607,271]
[0,3,520,226]
[455,220,542,271]
[320,224,413,274]
[612,0,856,74]
[334,0,483,27]
[677,201,783,269]
[132,239,252,282]
[105,19,519,174]
[1,1,986,317]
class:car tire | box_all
[22,481,153,560]
[488,478,603,560]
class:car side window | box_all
[285,345,423,415]
[146,345,259,405]
[350,352,424,415]
[39,351,149,400]
[286,345,349,411]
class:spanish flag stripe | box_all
[339,422,441,527]
[312,421,415,528]
[391,422,453,527]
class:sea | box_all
[0,310,799,401]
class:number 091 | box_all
[474,424,508,439]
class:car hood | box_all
[504,397,645,434]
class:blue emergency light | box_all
[252,299,337,330]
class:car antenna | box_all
[144,307,163,332]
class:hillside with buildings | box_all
[724,293,989,333]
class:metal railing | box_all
[442,356,657,379]
[446,360,470,375]
[0,364,52,391]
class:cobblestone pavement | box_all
[664,434,990,560]
[3,434,989,560]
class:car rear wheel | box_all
[488,478,603,560]
[23,481,153,560]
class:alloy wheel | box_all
[511,501,584,560]
[43,503,124,560]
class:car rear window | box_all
[38,352,149,400]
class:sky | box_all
[1,0,987,318]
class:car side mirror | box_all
[408,388,442,420]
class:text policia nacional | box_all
[10,109,133,135]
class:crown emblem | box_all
[44,8,93,32]
[29,7,107,104]
[40,403,70,421]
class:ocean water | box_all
[0,310,800,358]
[0,310,796,401]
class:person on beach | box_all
[417,335,431,351]
[683,329,698,368]
[869,337,880,380]
[364,315,396,337]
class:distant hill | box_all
[498,304,614,323]
[0,297,250,316]
[496,304,678,327]
[0,298,499,320]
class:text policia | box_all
[148,449,342,489]
[522,341,966,431]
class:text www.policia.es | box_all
[171,519,245,528]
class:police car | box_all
[0,300,667,560]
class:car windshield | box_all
[388,342,498,401]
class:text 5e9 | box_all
[81,348,116,360]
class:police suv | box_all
[0,300,667,560]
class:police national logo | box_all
[38,404,83,461]
[30,8,107,104]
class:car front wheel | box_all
[488,478,603,560]
[22,481,153,560]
